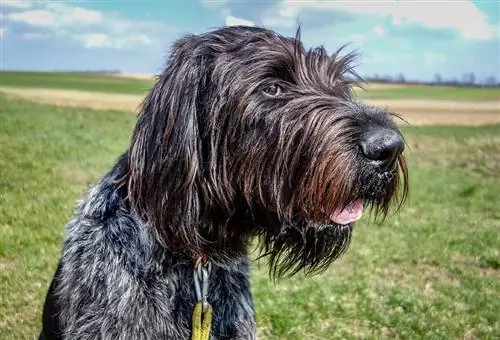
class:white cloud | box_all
[80,33,109,48]
[8,9,57,26]
[262,0,497,40]
[225,15,255,27]
[7,4,104,27]
[4,1,173,49]
[2,0,32,9]
[78,32,153,49]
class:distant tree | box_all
[382,75,393,83]
[484,75,497,86]
[434,73,442,84]
[461,72,476,85]
[396,73,406,84]
[469,73,476,85]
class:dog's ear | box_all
[127,35,210,255]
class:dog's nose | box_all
[360,128,405,171]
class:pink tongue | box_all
[330,199,364,225]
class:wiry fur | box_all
[39,26,408,339]
[40,156,256,339]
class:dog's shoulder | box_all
[51,156,185,339]
[61,154,159,277]
[48,154,257,339]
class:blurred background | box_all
[1,1,499,339]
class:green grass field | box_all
[0,71,153,94]
[1,79,499,339]
[1,70,499,101]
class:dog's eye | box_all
[262,84,282,97]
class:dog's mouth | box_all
[329,199,364,225]
[321,169,400,226]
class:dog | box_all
[38,25,408,340]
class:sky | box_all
[1,0,499,83]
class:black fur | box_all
[39,26,408,339]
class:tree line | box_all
[363,72,499,87]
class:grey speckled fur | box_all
[53,164,256,340]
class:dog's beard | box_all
[258,219,353,279]
[357,154,408,219]
[254,157,407,279]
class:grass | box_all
[1,70,499,101]
[1,94,499,339]
[0,71,153,94]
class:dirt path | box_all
[1,87,143,112]
[2,87,499,126]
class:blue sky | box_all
[1,0,499,82]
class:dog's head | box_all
[126,26,408,276]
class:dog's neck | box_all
[108,152,254,269]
